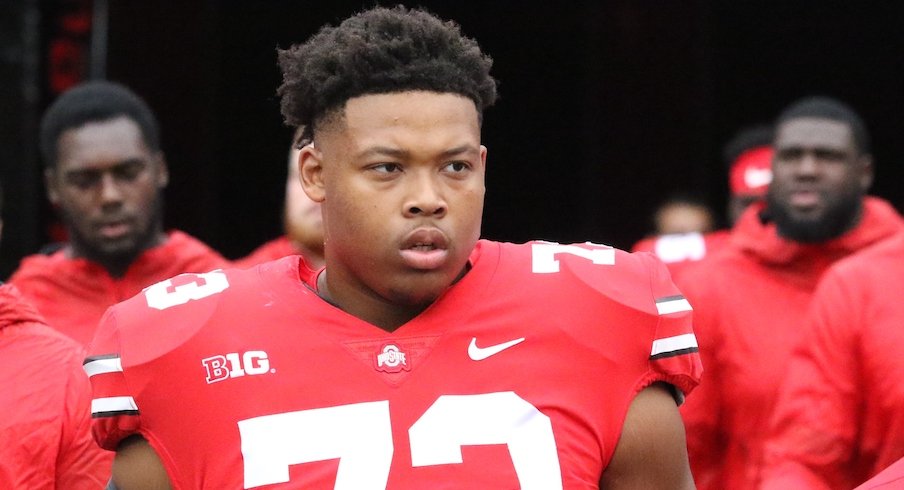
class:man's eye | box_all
[444,161,470,172]
[68,174,100,189]
[371,163,401,173]
[116,163,145,180]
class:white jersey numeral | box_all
[144,271,229,310]
[238,392,562,489]
[239,401,393,489]
[531,242,615,273]
[410,392,561,489]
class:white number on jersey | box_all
[531,242,615,273]
[238,392,562,489]
[144,271,229,310]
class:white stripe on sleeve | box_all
[651,333,699,357]
[91,396,138,415]
[655,297,693,315]
[83,356,123,378]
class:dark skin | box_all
[45,117,169,278]
[106,92,696,489]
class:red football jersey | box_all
[855,456,904,490]
[86,240,701,489]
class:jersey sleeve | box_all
[84,307,142,451]
[758,268,861,490]
[640,252,703,400]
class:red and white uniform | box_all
[854,456,904,490]
[10,230,230,347]
[677,197,904,490]
[86,240,701,489]
[631,230,731,286]
[759,232,904,489]
[0,283,111,488]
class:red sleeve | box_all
[677,272,726,490]
[642,252,702,400]
[759,269,861,490]
[57,347,114,488]
[85,308,143,451]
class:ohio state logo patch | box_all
[374,343,410,373]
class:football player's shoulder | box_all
[503,240,665,310]
[98,266,268,359]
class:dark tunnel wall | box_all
[2,1,903,276]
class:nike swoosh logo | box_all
[468,337,525,361]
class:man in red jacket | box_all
[237,128,324,269]
[9,81,229,347]
[632,125,773,282]
[0,182,110,488]
[759,231,904,489]
[678,96,904,490]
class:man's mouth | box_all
[98,220,132,240]
[789,190,821,209]
[400,229,449,270]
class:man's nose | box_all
[404,174,447,218]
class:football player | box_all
[86,6,701,489]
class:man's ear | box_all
[299,144,326,203]
[44,168,60,207]
[155,153,170,189]
[858,154,874,192]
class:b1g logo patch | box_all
[202,351,273,384]
[374,343,410,373]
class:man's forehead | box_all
[775,117,853,148]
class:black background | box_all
[3,1,903,277]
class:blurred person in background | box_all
[759,229,904,489]
[237,127,324,269]
[0,179,111,488]
[9,81,229,347]
[632,125,773,281]
[678,96,904,490]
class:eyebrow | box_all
[356,144,479,160]
[62,158,146,177]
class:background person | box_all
[9,81,229,347]
[678,96,904,490]
[237,127,324,269]
[759,230,904,489]
[0,180,111,488]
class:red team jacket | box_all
[759,232,904,489]
[10,230,230,347]
[0,283,111,488]
[677,197,904,490]
[236,235,298,269]
[85,240,702,489]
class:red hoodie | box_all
[10,230,229,347]
[0,283,111,488]
[678,197,904,490]
[760,232,904,489]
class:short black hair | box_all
[39,80,161,168]
[722,124,773,172]
[277,5,498,146]
[775,96,870,155]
